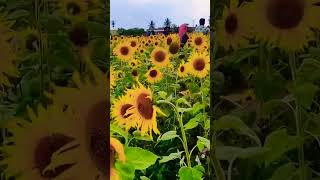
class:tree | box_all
[118,28,145,36]
[111,20,115,29]
[171,24,178,33]
[164,18,171,28]
[149,20,155,30]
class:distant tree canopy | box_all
[117,28,145,36]
[164,18,171,27]
[149,20,155,30]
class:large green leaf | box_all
[184,114,204,130]
[216,146,267,161]
[125,147,158,170]
[159,151,183,163]
[268,163,297,180]
[115,162,135,180]
[178,167,204,180]
[289,82,319,109]
[157,131,179,142]
[263,129,299,165]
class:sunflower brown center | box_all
[68,25,88,47]
[193,58,205,71]
[34,134,75,178]
[194,37,203,46]
[86,100,110,176]
[120,104,133,118]
[149,70,158,78]
[26,34,39,51]
[167,37,173,45]
[154,51,166,62]
[169,42,180,55]
[120,46,129,56]
[266,0,304,29]
[132,70,138,77]
[225,13,238,34]
[66,2,81,15]
[130,41,137,47]
[137,93,154,120]
[180,66,185,72]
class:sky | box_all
[110,0,210,30]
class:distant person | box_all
[179,23,189,47]
[163,26,170,36]
[195,18,209,34]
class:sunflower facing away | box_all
[113,42,134,61]
[216,0,251,50]
[249,0,320,51]
[1,105,76,180]
[126,83,164,137]
[146,67,163,84]
[186,52,210,78]
[150,47,170,67]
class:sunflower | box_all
[56,0,88,23]
[12,28,39,56]
[191,33,208,51]
[110,67,117,88]
[250,0,320,51]
[110,137,126,180]
[164,34,179,46]
[131,69,139,79]
[113,42,134,61]
[128,37,139,50]
[45,62,111,179]
[126,83,164,137]
[177,62,188,78]
[167,41,181,56]
[146,68,163,84]
[216,0,251,50]
[1,105,76,180]
[129,59,139,68]
[186,52,210,78]
[150,47,170,67]
[111,95,136,130]
[240,89,256,106]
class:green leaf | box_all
[115,162,135,180]
[268,163,297,180]
[214,115,261,146]
[140,176,150,180]
[158,91,167,99]
[176,97,192,107]
[290,82,319,109]
[125,147,158,170]
[192,102,206,115]
[263,129,299,165]
[184,114,204,130]
[216,146,268,161]
[298,58,320,82]
[7,9,30,19]
[158,131,179,141]
[178,167,204,180]
[133,131,153,141]
[110,124,128,141]
[159,151,183,163]
[197,136,210,150]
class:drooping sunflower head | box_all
[177,61,188,78]
[146,67,163,84]
[57,0,88,23]
[113,42,134,61]
[250,0,320,51]
[186,52,210,78]
[126,83,162,136]
[150,47,170,67]
[111,94,136,130]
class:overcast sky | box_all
[110,0,210,29]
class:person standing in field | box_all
[179,23,189,47]
[195,18,209,35]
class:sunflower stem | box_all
[289,52,305,180]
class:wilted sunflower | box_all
[46,63,111,179]
[111,95,136,130]
[191,33,208,51]
[177,62,188,78]
[216,0,250,50]
[126,83,164,137]
[187,52,210,78]
[1,105,76,179]
[150,47,170,67]
[250,0,320,51]
[113,42,134,61]
[146,68,163,84]
[56,0,88,23]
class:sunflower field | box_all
[210,0,320,179]
[0,0,111,179]
[110,33,211,179]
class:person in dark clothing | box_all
[163,26,170,36]
[179,23,189,47]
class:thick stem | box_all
[289,53,305,180]
[178,113,192,167]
